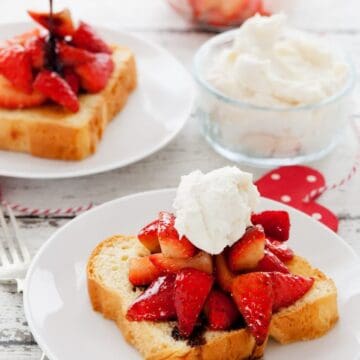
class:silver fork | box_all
[0,205,31,292]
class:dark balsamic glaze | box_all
[44,0,61,72]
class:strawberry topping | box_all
[0,44,33,93]
[127,274,176,321]
[33,70,79,112]
[227,225,265,272]
[57,42,96,66]
[75,53,114,93]
[204,289,239,330]
[28,8,75,37]
[251,211,290,242]
[265,238,294,262]
[270,272,315,312]
[255,249,290,273]
[158,211,197,259]
[214,253,236,293]
[72,21,112,54]
[138,219,161,253]
[232,272,273,345]
[129,256,161,287]
[174,268,213,337]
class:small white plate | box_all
[24,190,360,360]
[0,23,194,179]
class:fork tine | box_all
[7,206,31,263]
[0,218,9,266]
[0,207,19,264]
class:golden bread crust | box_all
[0,46,137,160]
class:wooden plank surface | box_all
[0,0,359,358]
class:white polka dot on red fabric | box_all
[281,195,291,203]
[312,213,322,220]
[307,175,317,183]
[271,173,281,180]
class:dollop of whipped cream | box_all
[173,167,260,255]
[208,13,349,107]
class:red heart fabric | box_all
[255,165,338,232]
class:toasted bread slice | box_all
[87,235,338,359]
[87,235,266,360]
[0,46,136,160]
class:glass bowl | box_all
[193,30,356,167]
[166,0,267,31]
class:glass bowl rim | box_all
[193,28,356,112]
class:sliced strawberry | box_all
[63,67,80,94]
[158,211,197,259]
[0,75,45,109]
[127,274,176,321]
[251,211,290,242]
[204,289,239,330]
[270,272,315,312]
[33,70,79,112]
[215,253,236,293]
[0,44,33,93]
[150,251,213,274]
[174,268,213,337]
[28,8,75,37]
[25,34,46,69]
[75,53,114,93]
[57,42,96,66]
[138,219,160,253]
[232,272,273,345]
[71,21,112,54]
[265,239,294,263]
[227,226,265,272]
[6,28,43,46]
[255,249,290,274]
[128,256,161,287]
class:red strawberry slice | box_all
[63,67,80,94]
[251,211,290,242]
[270,272,315,312]
[174,268,213,337]
[232,272,273,345]
[57,42,96,66]
[28,8,75,37]
[204,289,239,330]
[128,256,161,287]
[71,21,112,54]
[0,44,33,93]
[227,225,265,272]
[158,211,197,259]
[215,253,236,293]
[150,251,213,274]
[265,239,294,263]
[0,75,45,109]
[75,53,114,93]
[33,70,79,112]
[127,274,176,321]
[255,249,290,274]
[6,28,44,46]
[25,34,46,69]
[138,219,161,253]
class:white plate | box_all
[0,23,194,179]
[24,190,360,360]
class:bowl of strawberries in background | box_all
[167,0,268,31]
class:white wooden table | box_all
[0,0,359,358]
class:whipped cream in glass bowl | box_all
[193,14,355,167]
[173,166,259,255]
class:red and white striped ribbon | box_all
[303,120,360,203]
[0,199,94,216]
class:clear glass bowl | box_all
[166,0,267,31]
[193,30,356,167]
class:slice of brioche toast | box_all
[0,46,136,160]
[87,235,338,360]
